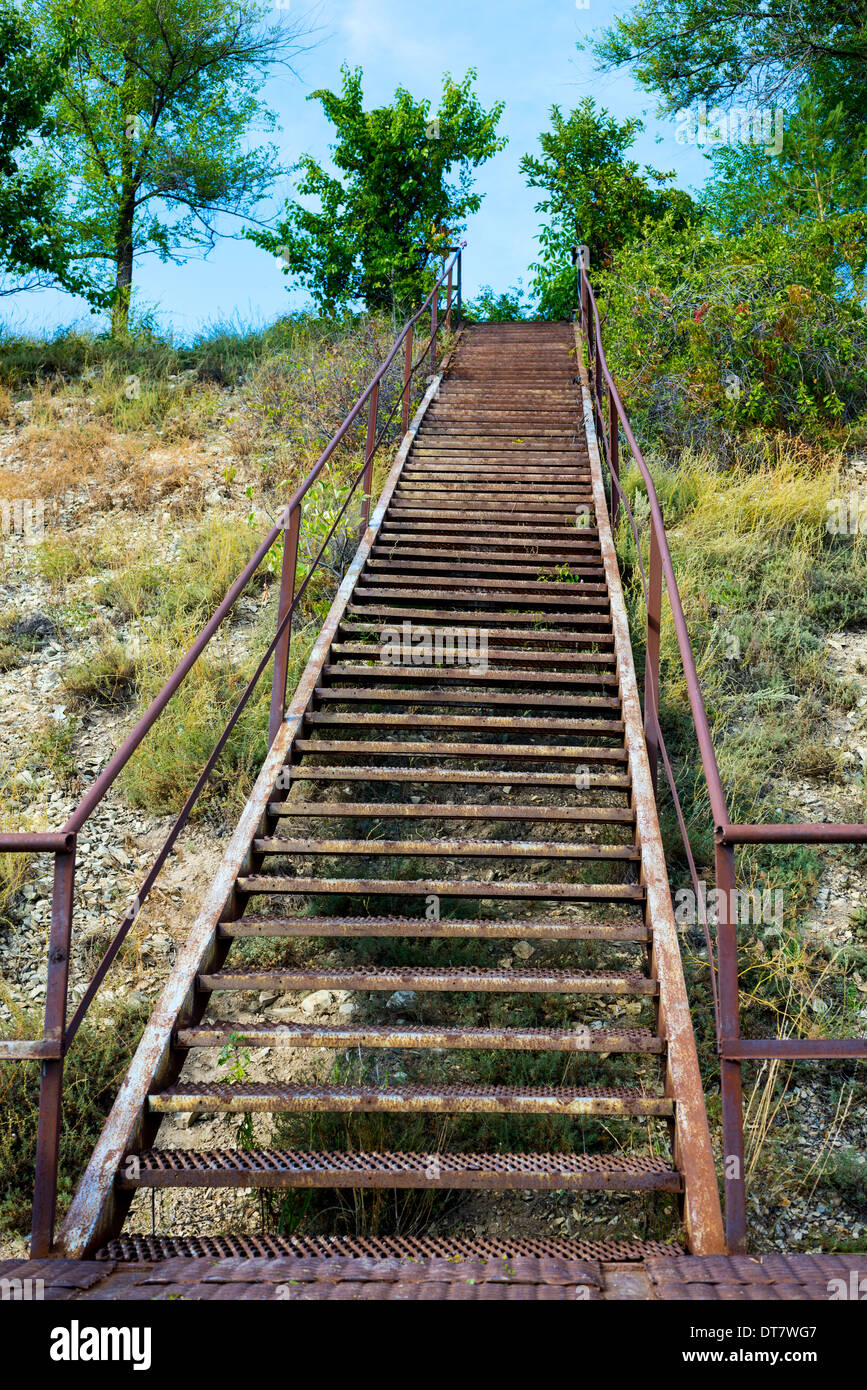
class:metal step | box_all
[350,587,607,610]
[365,556,604,576]
[279,766,632,789]
[292,739,627,760]
[235,876,645,903]
[150,1082,671,1116]
[376,522,599,538]
[118,1149,682,1192]
[313,687,622,710]
[297,722,622,745]
[251,837,640,862]
[320,669,617,689]
[197,966,657,994]
[329,644,614,669]
[361,558,608,579]
[375,535,603,557]
[100,1232,685,1262]
[218,916,649,942]
[267,801,634,824]
[337,621,615,644]
[175,1021,662,1051]
[346,603,610,626]
[394,480,591,494]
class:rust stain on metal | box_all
[175,1020,663,1052]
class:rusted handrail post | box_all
[267,503,301,747]
[644,522,662,791]
[593,328,604,435]
[31,844,76,1256]
[360,379,380,533]
[715,840,747,1253]
[608,384,620,532]
[401,322,414,435]
[429,289,438,375]
[445,264,453,333]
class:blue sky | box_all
[5,0,715,339]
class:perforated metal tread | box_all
[98,1231,685,1262]
[197,965,657,994]
[236,877,645,902]
[150,1082,674,1116]
[175,1021,664,1052]
[119,1148,683,1191]
[217,915,649,941]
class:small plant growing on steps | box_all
[217,1031,255,1151]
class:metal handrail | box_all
[0,244,463,1256]
[577,259,867,1255]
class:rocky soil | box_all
[0,488,257,1038]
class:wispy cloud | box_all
[339,0,438,77]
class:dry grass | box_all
[62,636,137,706]
[0,429,216,516]
[621,439,860,827]
[620,436,867,1245]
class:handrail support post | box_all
[716,841,747,1253]
[360,379,380,534]
[644,522,662,791]
[31,844,76,1257]
[401,323,413,435]
[267,503,301,746]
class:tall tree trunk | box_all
[113,60,140,338]
[112,192,135,337]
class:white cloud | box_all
[339,0,437,77]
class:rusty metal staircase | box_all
[58,322,724,1260]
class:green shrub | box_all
[597,217,867,451]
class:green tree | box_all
[462,281,535,322]
[520,99,696,319]
[23,0,313,334]
[0,2,80,293]
[590,0,867,139]
[251,66,506,319]
[698,90,867,299]
[704,91,867,229]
